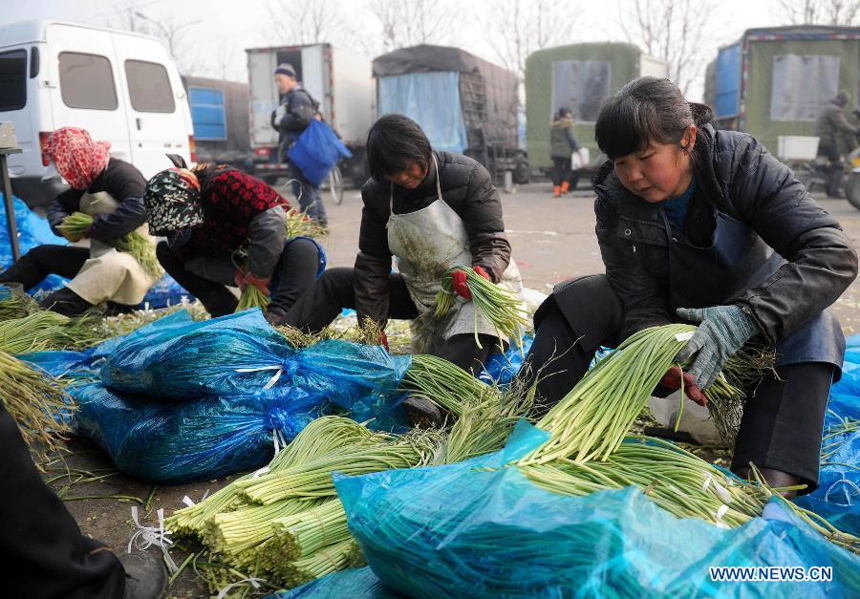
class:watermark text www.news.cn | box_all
[709,566,833,582]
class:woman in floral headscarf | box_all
[145,161,325,322]
[0,127,158,314]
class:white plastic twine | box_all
[128,506,178,573]
[215,577,266,599]
[714,504,730,529]
[824,477,860,505]
[235,360,299,389]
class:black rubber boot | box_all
[264,306,288,327]
[403,396,444,429]
[119,551,167,599]
[38,287,94,316]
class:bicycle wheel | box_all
[329,166,344,205]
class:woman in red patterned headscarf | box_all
[0,127,156,314]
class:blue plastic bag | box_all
[101,311,413,422]
[72,382,325,483]
[336,422,860,598]
[479,334,534,386]
[275,567,401,598]
[288,120,352,187]
[140,274,190,309]
[794,334,860,536]
[0,194,68,294]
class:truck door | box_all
[112,33,190,178]
[45,23,133,163]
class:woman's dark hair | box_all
[557,107,573,119]
[366,114,432,182]
[594,77,713,160]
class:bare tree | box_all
[619,0,719,95]
[366,0,461,53]
[267,0,346,45]
[476,0,579,81]
[109,0,153,34]
[776,0,860,25]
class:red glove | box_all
[379,332,389,352]
[451,266,490,300]
[234,270,271,295]
[659,366,708,406]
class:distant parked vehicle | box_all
[373,44,525,185]
[525,42,667,182]
[0,19,195,210]
[182,75,252,173]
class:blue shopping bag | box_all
[288,120,352,187]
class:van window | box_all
[125,60,175,113]
[188,87,227,140]
[0,49,27,112]
[59,52,118,110]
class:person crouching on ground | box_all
[0,127,158,315]
[144,162,325,324]
[280,114,523,372]
[519,76,857,498]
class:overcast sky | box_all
[6,0,782,100]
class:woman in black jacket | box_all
[521,77,858,496]
[0,127,157,315]
[281,114,522,376]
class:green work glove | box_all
[675,305,759,390]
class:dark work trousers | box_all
[155,238,321,318]
[818,141,844,197]
[0,244,89,290]
[284,266,496,373]
[519,275,833,493]
[291,164,328,226]
[1,405,125,598]
[551,157,572,187]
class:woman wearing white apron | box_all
[282,115,523,376]
[0,127,156,315]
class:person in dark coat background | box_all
[814,89,859,198]
[270,63,328,227]
[520,77,858,498]
[549,108,581,197]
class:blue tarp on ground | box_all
[795,334,860,536]
[335,422,860,598]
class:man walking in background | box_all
[271,63,329,227]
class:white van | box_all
[0,20,195,210]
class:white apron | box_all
[66,192,158,306]
[386,156,523,353]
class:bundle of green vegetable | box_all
[235,432,439,505]
[0,290,37,321]
[434,266,530,352]
[400,353,497,416]
[521,324,759,465]
[235,281,270,312]
[166,417,444,590]
[0,311,73,353]
[0,351,72,459]
[285,207,327,238]
[58,212,162,277]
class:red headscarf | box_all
[43,127,112,191]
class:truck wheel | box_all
[846,172,860,210]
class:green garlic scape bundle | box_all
[58,212,163,278]
[521,323,764,465]
[434,266,530,352]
